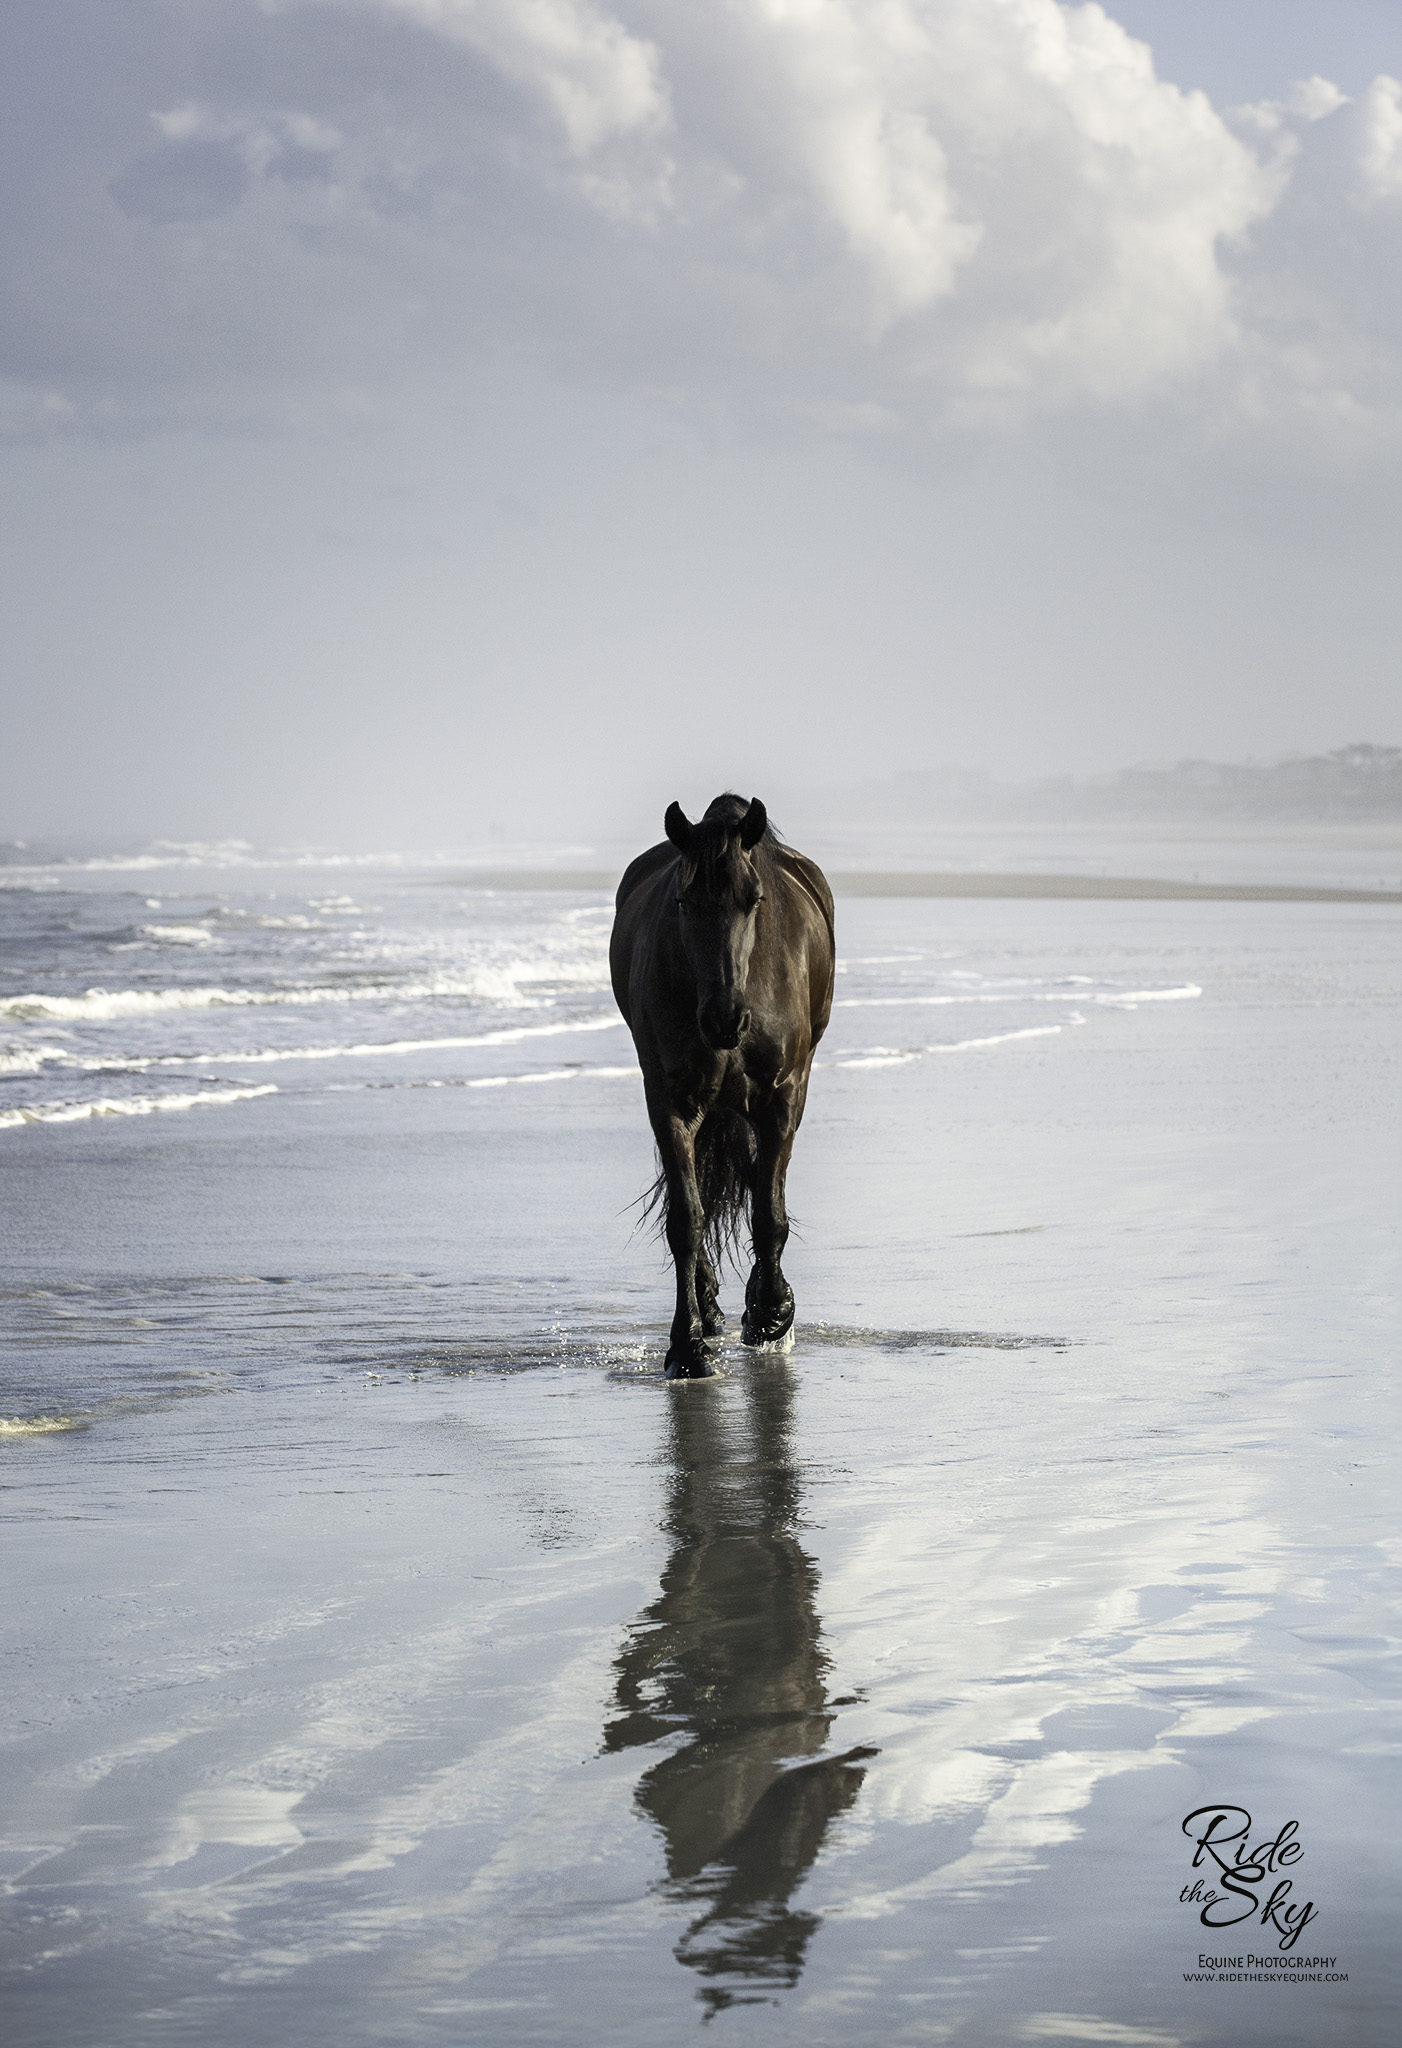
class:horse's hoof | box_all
[743,1268,794,1350]
[665,1351,717,1381]
[741,1307,796,1351]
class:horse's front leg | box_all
[652,1101,715,1379]
[742,1084,800,1348]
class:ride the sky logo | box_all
[1179,1805,1320,1950]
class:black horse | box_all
[610,793,835,1379]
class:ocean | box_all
[1,827,1398,2046]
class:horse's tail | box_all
[696,1107,756,1268]
[641,1107,756,1269]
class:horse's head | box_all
[665,794,769,1052]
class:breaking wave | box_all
[133,924,218,946]
[0,1084,277,1132]
[0,1041,72,1076]
[137,1014,626,1068]
[0,1015,626,1077]
[0,965,609,1024]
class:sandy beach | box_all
[2,856,1398,2046]
[8,0,1402,2036]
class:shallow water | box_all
[1,855,1398,2046]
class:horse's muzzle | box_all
[697,996,750,1052]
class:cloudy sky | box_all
[3,1,1400,847]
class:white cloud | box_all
[360,0,674,215]
[343,0,1277,397]
[680,0,1279,403]
[4,2,1402,446]
[1213,69,1402,434]
[1355,73,1402,203]
[295,0,1359,418]
[707,0,984,325]
[1287,74,1348,124]
[379,0,669,152]
[147,100,342,175]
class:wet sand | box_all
[2,895,1398,2046]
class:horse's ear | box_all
[739,797,767,849]
[664,801,693,852]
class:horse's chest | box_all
[659,1040,784,1118]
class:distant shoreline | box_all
[437,870,1402,904]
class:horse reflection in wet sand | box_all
[604,1363,875,2014]
[610,794,835,1378]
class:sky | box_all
[2,1,1401,850]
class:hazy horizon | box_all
[3,739,1399,868]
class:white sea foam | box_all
[835,983,1201,1010]
[0,986,298,1022]
[200,908,326,930]
[431,1065,636,1091]
[0,1041,73,1076]
[929,1024,1065,1050]
[0,1015,628,1078]
[828,1025,1065,1069]
[477,1068,578,1089]
[2,839,606,875]
[149,1015,628,1067]
[0,966,607,1024]
[136,924,218,946]
[0,1084,277,1132]
[330,1065,640,1094]
[831,1050,921,1070]
[0,1415,82,1435]
[31,840,260,871]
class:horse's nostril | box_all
[739,1010,751,1037]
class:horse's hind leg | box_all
[742,1085,800,1348]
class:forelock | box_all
[683,816,750,896]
